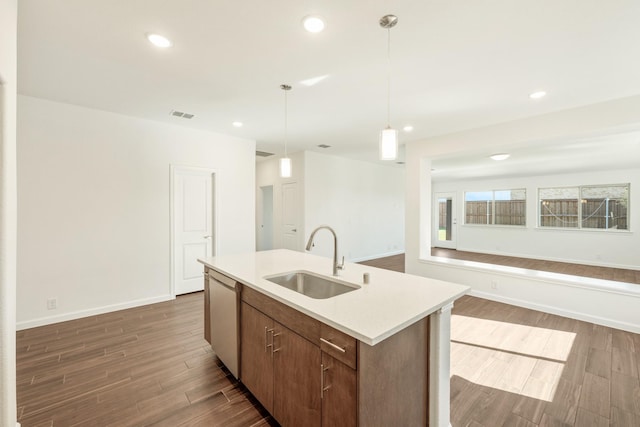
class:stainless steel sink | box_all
[264,270,360,299]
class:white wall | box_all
[256,151,405,262]
[255,151,306,251]
[406,96,640,333]
[17,95,256,329]
[433,168,640,269]
[0,0,18,425]
[304,151,405,262]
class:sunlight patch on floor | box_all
[450,315,576,402]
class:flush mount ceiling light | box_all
[403,125,414,132]
[379,14,399,161]
[232,121,243,128]
[279,84,293,178]
[146,33,173,48]
[490,153,510,161]
[529,91,546,99]
[302,15,326,33]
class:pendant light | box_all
[280,84,292,178]
[379,14,398,161]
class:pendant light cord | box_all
[386,27,391,128]
[284,89,288,157]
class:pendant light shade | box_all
[280,157,292,178]
[380,127,398,160]
[379,15,398,161]
[279,84,292,178]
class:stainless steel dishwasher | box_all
[208,270,238,378]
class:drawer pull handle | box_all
[320,337,346,353]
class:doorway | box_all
[281,182,299,250]
[258,185,274,251]
[434,192,457,249]
[171,166,216,296]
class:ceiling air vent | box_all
[256,151,274,158]
[317,144,331,148]
[170,110,195,119]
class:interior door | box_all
[281,182,299,250]
[434,192,457,249]
[172,166,214,295]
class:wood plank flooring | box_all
[16,294,277,427]
[366,253,640,427]
[16,254,640,426]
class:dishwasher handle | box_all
[208,270,236,290]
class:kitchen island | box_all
[199,249,469,427]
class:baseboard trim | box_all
[16,295,175,330]
[469,289,640,334]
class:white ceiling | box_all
[17,0,640,177]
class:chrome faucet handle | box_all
[337,256,345,270]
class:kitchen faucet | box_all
[305,225,345,276]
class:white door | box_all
[281,182,299,250]
[172,166,215,295]
[434,192,457,249]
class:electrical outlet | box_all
[490,280,498,290]
[47,298,57,310]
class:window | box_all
[465,189,526,226]
[539,184,629,230]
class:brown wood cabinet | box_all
[273,322,321,427]
[321,352,357,427]
[236,282,430,427]
[240,302,274,413]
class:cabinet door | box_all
[321,353,357,427]
[273,322,321,427]
[240,302,274,413]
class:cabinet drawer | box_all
[242,285,320,344]
[320,324,357,369]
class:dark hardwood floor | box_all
[15,253,640,426]
[16,293,277,427]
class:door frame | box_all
[433,192,457,249]
[281,181,300,251]
[169,164,218,298]
[257,185,274,251]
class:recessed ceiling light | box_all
[529,91,546,99]
[490,153,510,161]
[232,121,243,128]
[146,33,173,48]
[403,125,414,132]
[302,15,325,33]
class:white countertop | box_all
[199,249,469,346]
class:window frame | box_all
[537,183,630,231]
[463,188,527,227]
